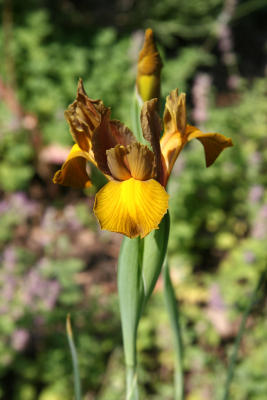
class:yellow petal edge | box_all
[53,144,92,188]
[93,178,169,238]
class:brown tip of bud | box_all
[138,28,162,76]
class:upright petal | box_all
[94,178,169,238]
[163,89,186,137]
[65,79,107,152]
[107,145,132,181]
[106,143,155,181]
[92,112,136,176]
[137,29,163,102]
[53,144,92,188]
[140,98,165,184]
[160,89,187,181]
[160,132,184,180]
[186,125,233,167]
[125,142,155,180]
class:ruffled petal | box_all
[125,142,155,180]
[92,113,136,176]
[53,144,92,188]
[163,89,186,137]
[107,145,131,181]
[140,98,165,184]
[160,89,187,182]
[186,125,233,167]
[64,79,107,153]
[93,178,169,238]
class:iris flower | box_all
[53,80,233,238]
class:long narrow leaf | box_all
[66,314,82,400]
[222,269,266,400]
[163,263,184,400]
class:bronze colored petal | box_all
[126,142,155,181]
[140,98,164,184]
[107,145,131,181]
[109,120,136,146]
[65,79,107,152]
[91,110,115,176]
[187,125,233,167]
[92,113,136,176]
[163,89,186,137]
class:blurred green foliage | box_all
[0,0,267,399]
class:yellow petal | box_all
[94,178,169,238]
[186,125,233,167]
[160,131,184,179]
[53,144,92,188]
[160,90,187,181]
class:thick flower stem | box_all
[126,364,139,400]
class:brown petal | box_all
[187,125,234,167]
[140,98,164,184]
[65,79,107,152]
[126,142,155,180]
[109,120,136,147]
[163,89,186,137]
[107,145,131,181]
[92,113,136,176]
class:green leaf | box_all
[142,211,170,303]
[164,262,184,400]
[118,237,144,368]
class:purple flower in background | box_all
[249,185,264,204]
[249,151,262,167]
[11,329,30,351]
[2,246,16,271]
[192,73,211,126]
[252,204,267,239]
[44,280,61,310]
[243,250,256,264]
[209,284,226,311]
[0,200,9,214]
[10,192,37,217]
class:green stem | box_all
[222,269,266,400]
[66,314,82,400]
[163,263,184,400]
[126,364,139,400]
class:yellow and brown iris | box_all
[53,79,233,239]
